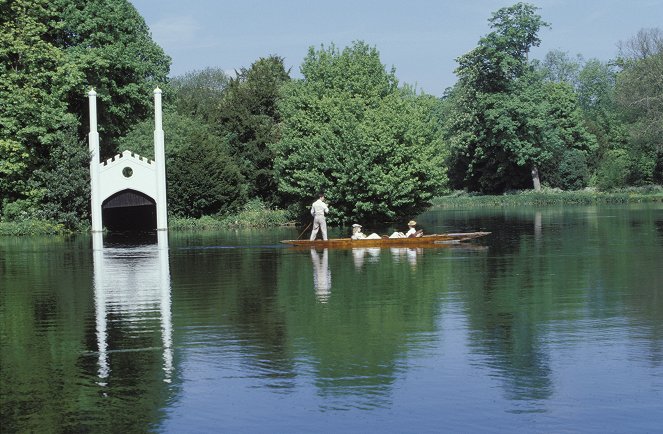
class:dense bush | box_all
[544,148,589,190]
[274,42,447,223]
[595,149,630,190]
[168,199,293,230]
[168,139,246,217]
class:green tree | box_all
[170,67,231,124]
[54,0,170,158]
[273,42,446,223]
[119,110,246,218]
[216,56,291,205]
[615,28,663,184]
[0,0,170,227]
[446,3,595,193]
[0,0,84,224]
[535,51,628,182]
[576,58,627,174]
[537,49,582,85]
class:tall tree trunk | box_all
[531,165,541,191]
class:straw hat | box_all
[408,220,416,226]
[352,223,362,228]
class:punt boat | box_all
[281,232,491,248]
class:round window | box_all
[122,167,133,178]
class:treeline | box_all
[1,1,661,231]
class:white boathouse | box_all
[88,89,168,232]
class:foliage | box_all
[536,49,582,85]
[30,132,90,229]
[615,28,663,185]
[119,110,246,218]
[446,3,596,193]
[168,199,293,231]
[216,56,291,204]
[273,41,447,224]
[168,138,246,218]
[432,186,663,207]
[54,0,171,157]
[0,0,170,228]
[595,149,631,190]
[544,148,589,190]
[0,219,67,236]
[0,0,78,208]
[169,67,231,124]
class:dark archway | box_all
[102,189,156,231]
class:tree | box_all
[54,0,171,158]
[273,41,446,223]
[170,67,231,124]
[0,0,170,226]
[216,56,291,205]
[615,28,663,184]
[0,0,82,221]
[446,3,595,193]
[537,49,582,85]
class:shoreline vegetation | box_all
[432,185,663,208]
[1,186,661,237]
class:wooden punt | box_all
[281,232,491,248]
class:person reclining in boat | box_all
[389,220,423,238]
[351,224,381,240]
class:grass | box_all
[0,219,68,236]
[431,186,663,208]
[0,200,294,236]
[168,200,294,231]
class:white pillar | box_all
[88,89,103,232]
[154,88,168,231]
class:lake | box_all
[1,204,662,433]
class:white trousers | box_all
[310,215,328,240]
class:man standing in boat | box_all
[310,192,329,240]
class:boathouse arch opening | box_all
[102,189,156,231]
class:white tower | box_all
[88,89,168,232]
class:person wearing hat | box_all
[389,220,420,238]
[351,224,381,240]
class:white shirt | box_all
[405,227,416,237]
[311,199,329,216]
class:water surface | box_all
[1,205,662,432]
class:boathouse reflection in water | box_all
[92,231,173,385]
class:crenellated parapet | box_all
[102,150,154,167]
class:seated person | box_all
[351,224,381,240]
[389,220,422,238]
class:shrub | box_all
[595,149,630,190]
[545,149,589,190]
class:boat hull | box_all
[281,232,491,248]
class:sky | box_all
[130,0,663,96]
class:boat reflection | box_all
[350,247,381,269]
[92,231,173,385]
[310,248,332,303]
[390,247,423,267]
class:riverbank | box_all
[168,201,293,231]
[0,200,294,236]
[4,187,662,236]
[432,186,663,208]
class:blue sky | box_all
[130,0,663,96]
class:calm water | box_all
[1,205,662,433]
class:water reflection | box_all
[310,248,331,302]
[350,247,381,269]
[92,231,173,384]
[390,247,422,268]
